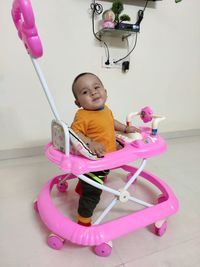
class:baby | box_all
[71,72,140,226]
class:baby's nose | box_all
[90,89,97,95]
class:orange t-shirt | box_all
[71,105,116,153]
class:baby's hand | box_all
[125,125,141,133]
[87,141,105,158]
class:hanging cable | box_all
[113,33,138,64]
[113,0,149,64]
[143,0,149,12]
[90,1,110,64]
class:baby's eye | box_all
[95,86,100,89]
[82,90,88,95]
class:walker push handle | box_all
[11,0,70,155]
[11,0,43,58]
[11,0,61,121]
[126,106,165,135]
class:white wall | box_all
[0,0,200,150]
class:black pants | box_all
[78,170,109,218]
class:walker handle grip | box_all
[11,0,43,58]
[151,116,166,135]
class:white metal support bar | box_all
[78,174,121,196]
[30,57,61,121]
[30,57,70,155]
[127,195,153,207]
[91,159,153,225]
[93,198,118,225]
[124,159,146,190]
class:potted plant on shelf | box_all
[111,0,131,29]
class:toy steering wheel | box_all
[140,106,153,123]
[11,0,43,58]
[126,106,165,136]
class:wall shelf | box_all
[97,28,137,40]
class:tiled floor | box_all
[1,136,200,267]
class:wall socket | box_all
[101,56,122,69]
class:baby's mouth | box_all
[93,97,101,102]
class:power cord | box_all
[135,0,149,26]
[90,1,110,65]
[143,0,149,12]
[113,33,138,64]
[113,0,149,65]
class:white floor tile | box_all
[124,232,200,267]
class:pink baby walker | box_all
[11,0,179,257]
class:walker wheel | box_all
[127,173,137,185]
[154,221,167,236]
[47,234,64,250]
[56,182,68,193]
[33,200,39,213]
[94,242,112,257]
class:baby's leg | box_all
[77,171,109,226]
[77,180,102,226]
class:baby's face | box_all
[74,74,107,110]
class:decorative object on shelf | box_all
[102,9,115,29]
[111,0,131,28]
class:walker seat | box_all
[11,0,179,257]
[47,125,167,175]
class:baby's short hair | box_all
[72,72,103,99]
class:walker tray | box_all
[45,127,167,175]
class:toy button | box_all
[131,140,143,148]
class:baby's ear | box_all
[75,99,81,107]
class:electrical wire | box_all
[90,0,103,16]
[113,0,149,64]
[143,0,149,12]
[90,1,110,64]
[113,33,138,64]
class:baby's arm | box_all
[75,132,105,158]
[71,112,105,157]
[114,120,141,133]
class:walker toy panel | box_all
[51,120,99,160]
[51,120,65,152]
[46,126,167,175]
